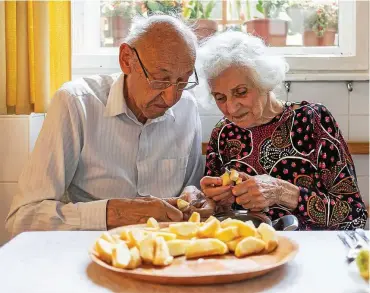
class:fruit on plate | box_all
[177,198,190,210]
[188,211,201,223]
[167,240,191,257]
[119,229,129,241]
[126,247,142,269]
[356,248,369,280]
[92,212,280,270]
[139,234,156,263]
[235,237,266,258]
[197,218,221,238]
[150,231,177,241]
[112,242,131,268]
[185,238,228,259]
[101,232,115,244]
[169,222,199,239]
[128,229,147,247]
[95,238,114,264]
[153,236,174,266]
[215,226,239,243]
[221,219,257,238]
[205,215,217,223]
[257,223,278,252]
[147,217,159,229]
[226,237,244,252]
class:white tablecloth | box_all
[0,231,368,293]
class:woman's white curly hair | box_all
[195,31,289,108]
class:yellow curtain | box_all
[0,1,6,114]
[0,0,71,114]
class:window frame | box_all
[72,0,369,81]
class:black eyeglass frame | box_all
[132,48,199,92]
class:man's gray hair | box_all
[195,31,289,107]
[124,14,198,49]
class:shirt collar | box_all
[104,74,128,117]
[104,73,176,122]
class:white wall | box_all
[0,114,45,245]
[0,81,368,245]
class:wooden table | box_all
[0,231,368,293]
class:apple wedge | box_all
[235,237,265,258]
[185,238,228,259]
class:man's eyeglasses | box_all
[132,48,199,92]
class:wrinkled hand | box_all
[200,176,233,202]
[200,173,248,211]
[106,197,183,230]
[231,174,282,211]
[231,174,299,211]
[166,186,216,221]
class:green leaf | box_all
[146,0,161,13]
[245,0,251,20]
[256,0,264,15]
[235,0,241,16]
[197,1,204,19]
[183,0,195,19]
[204,0,216,19]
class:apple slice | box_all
[153,236,174,266]
[112,242,131,268]
[235,237,265,258]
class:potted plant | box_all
[139,0,183,16]
[183,0,217,41]
[101,0,137,46]
[302,2,338,46]
[245,0,290,47]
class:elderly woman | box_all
[197,31,367,230]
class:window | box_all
[72,0,369,80]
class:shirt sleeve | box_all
[183,113,204,190]
[6,89,108,238]
[292,106,368,230]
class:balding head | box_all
[118,15,198,123]
[125,15,197,55]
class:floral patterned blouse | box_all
[205,101,368,230]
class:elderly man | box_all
[6,15,212,236]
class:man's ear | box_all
[119,43,133,74]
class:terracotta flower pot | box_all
[192,19,218,42]
[303,29,336,46]
[245,18,288,47]
[111,16,132,46]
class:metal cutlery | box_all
[355,228,370,244]
[337,233,358,263]
[338,230,369,263]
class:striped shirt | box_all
[6,74,203,237]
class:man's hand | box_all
[166,186,216,221]
[106,197,183,230]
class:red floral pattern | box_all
[205,101,368,230]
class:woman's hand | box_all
[200,176,233,202]
[200,173,248,212]
[231,174,300,211]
